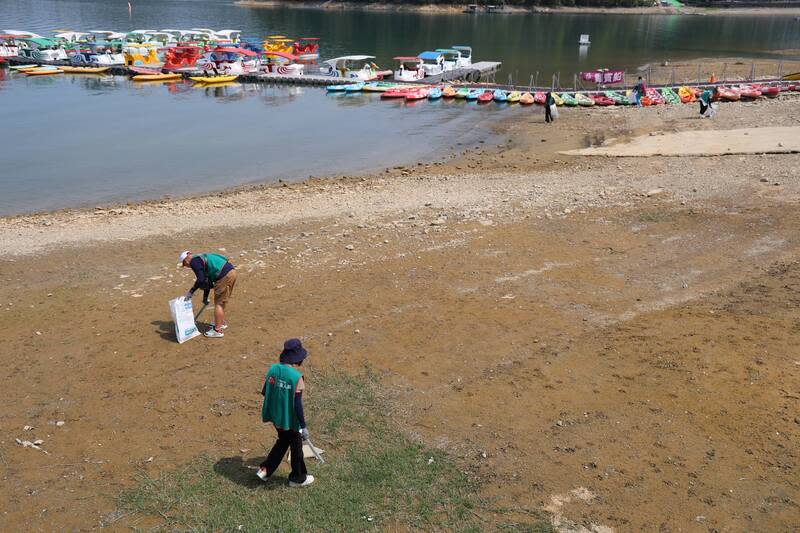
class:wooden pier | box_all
[4,57,503,87]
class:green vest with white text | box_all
[262,363,302,431]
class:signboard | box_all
[580,69,625,85]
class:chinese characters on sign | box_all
[580,69,625,85]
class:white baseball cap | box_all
[178,251,191,266]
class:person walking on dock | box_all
[257,339,315,487]
[179,250,237,338]
[545,91,556,123]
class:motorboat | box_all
[393,57,425,82]
[417,51,445,77]
[197,47,260,75]
[163,46,203,71]
[293,38,320,61]
[320,55,382,81]
[260,51,304,75]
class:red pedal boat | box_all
[477,90,494,103]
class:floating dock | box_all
[3,57,502,86]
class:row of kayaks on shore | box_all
[327,81,799,104]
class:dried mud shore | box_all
[2,95,799,531]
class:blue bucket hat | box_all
[279,338,307,364]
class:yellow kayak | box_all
[10,64,38,70]
[189,75,238,84]
[783,71,800,81]
[25,68,64,76]
[60,66,111,74]
[133,73,183,82]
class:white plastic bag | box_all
[550,104,559,120]
[169,296,200,344]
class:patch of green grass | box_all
[120,369,548,531]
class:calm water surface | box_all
[1,0,799,215]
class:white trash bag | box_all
[169,296,200,344]
[550,103,559,120]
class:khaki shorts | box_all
[214,269,237,306]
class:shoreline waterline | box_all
[236,1,800,17]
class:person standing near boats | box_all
[545,91,556,123]
[633,76,646,107]
[179,250,237,338]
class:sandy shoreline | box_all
[3,84,800,530]
[237,0,800,16]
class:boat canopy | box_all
[452,45,472,55]
[213,47,258,56]
[436,48,461,56]
[3,30,45,38]
[418,51,443,61]
[297,37,319,41]
[55,31,90,41]
[262,51,297,60]
[266,35,287,39]
[191,28,216,34]
[19,37,57,47]
[324,55,375,67]
[394,56,421,61]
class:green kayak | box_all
[660,87,681,105]
[560,92,578,106]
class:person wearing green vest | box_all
[256,338,314,487]
[178,250,238,338]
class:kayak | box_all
[716,86,740,102]
[660,87,681,104]
[560,93,578,106]
[9,64,38,70]
[782,71,800,81]
[605,91,629,105]
[362,82,397,92]
[493,89,508,102]
[60,66,110,74]
[519,92,534,105]
[326,84,347,91]
[677,86,696,103]
[342,82,365,92]
[381,87,412,98]
[25,68,64,76]
[477,90,494,103]
[645,87,665,105]
[591,94,615,106]
[129,65,163,75]
[759,85,780,98]
[574,93,594,106]
[190,75,238,84]
[134,73,182,81]
[442,86,457,98]
[405,88,429,101]
[455,87,471,99]
[533,91,546,105]
[428,87,442,100]
[507,91,521,103]
[738,85,761,99]
[466,89,483,100]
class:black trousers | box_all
[260,428,307,483]
[545,104,553,123]
[699,100,708,115]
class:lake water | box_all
[1,0,799,215]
